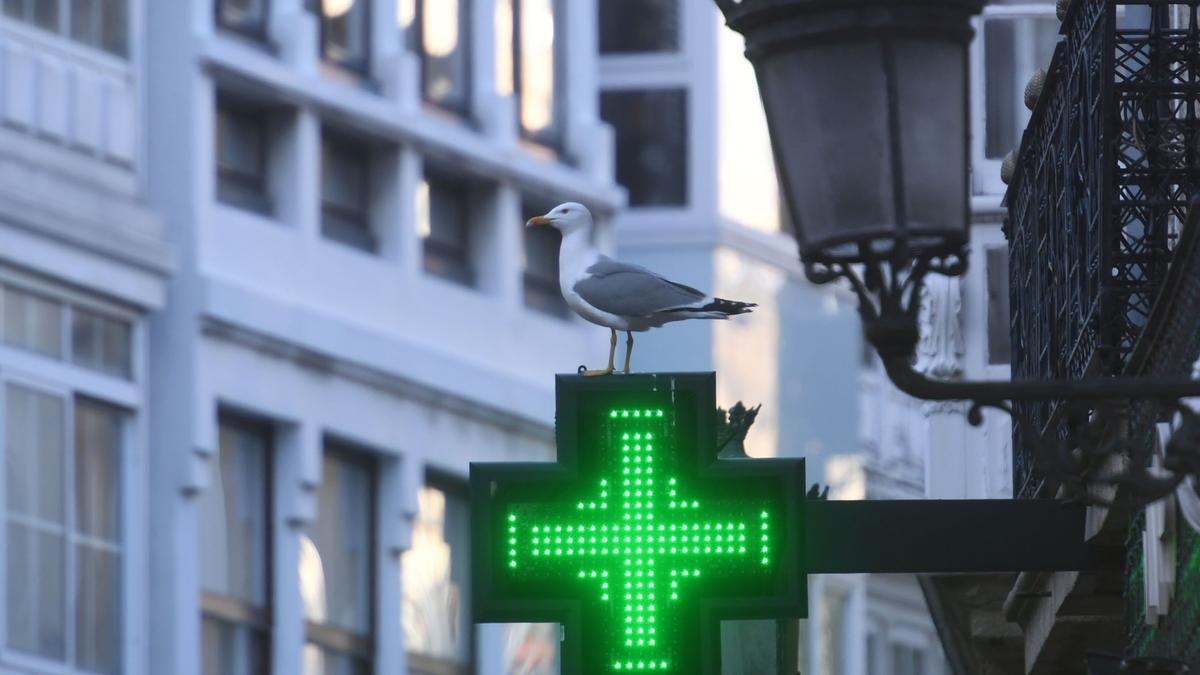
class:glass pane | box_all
[71,308,102,371]
[99,0,127,55]
[599,0,678,54]
[987,247,1012,365]
[301,450,373,635]
[321,0,369,70]
[321,138,368,214]
[422,0,470,111]
[303,643,371,675]
[199,419,270,606]
[518,0,560,141]
[6,385,66,523]
[218,0,268,34]
[599,89,688,206]
[75,398,123,542]
[3,0,22,21]
[70,0,99,46]
[6,523,66,660]
[2,284,64,358]
[71,307,132,378]
[75,545,121,674]
[401,484,470,664]
[203,615,270,675]
[494,0,515,96]
[100,314,132,377]
[505,623,559,675]
[217,107,267,179]
[983,15,1059,159]
[33,0,58,30]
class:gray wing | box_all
[574,256,706,317]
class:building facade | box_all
[0,0,171,673]
[2,0,625,674]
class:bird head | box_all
[526,202,593,235]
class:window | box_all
[301,445,375,675]
[986,247,1012,365]
[599,0,678,54]
[321,132,376,253]
[400,0,471,113]
[315,0,370,72]
[216,99,273,214]
[496,0,564,147]
[2,0,127,56]
[600,89,688,206]
[216,0,269,37]
[5,387,124,674]
[401,478,471,673]
[972,1,1058,193]
[418,171,475,286]
[199,416,272,675]
[521,198,567,317]
[2,283,134,380]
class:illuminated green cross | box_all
[472,374,806,675]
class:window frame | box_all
[303,442,377,671]
[403,470,474,674]
[0,376,132,675]
[199,412,275,675]
[411,0,474,117]
[969,1,1059,197]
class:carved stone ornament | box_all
[916,274,965,380]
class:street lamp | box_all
[715,0,1200,411]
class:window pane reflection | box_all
[303,451,373,634]
[421,0,470,112]
[505,623,559,675]
[320,0,370,72]
[518,0,560,142]
[983,14,1059,158]
[401,484,470,665]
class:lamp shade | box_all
[717,0,983,265]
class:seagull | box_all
[526,202,756,376]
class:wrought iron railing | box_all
[1004,0,1200,498]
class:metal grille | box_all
[1004,0,1200,498]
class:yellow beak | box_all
[526,215,553,227]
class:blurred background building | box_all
[0,0,1059,674]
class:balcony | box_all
[1004,0,1200,498]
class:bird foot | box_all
[579,366,615,377]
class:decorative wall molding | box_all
[916,274,965,380]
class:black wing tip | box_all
[705,298,757,315]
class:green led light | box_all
[496,398,785,673]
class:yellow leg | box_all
[582,329,617,376]
[622,331,634,374]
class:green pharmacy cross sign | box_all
[471,374,806,675]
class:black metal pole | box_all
[806,499,1120,574]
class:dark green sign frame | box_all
[470,373,807,674]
